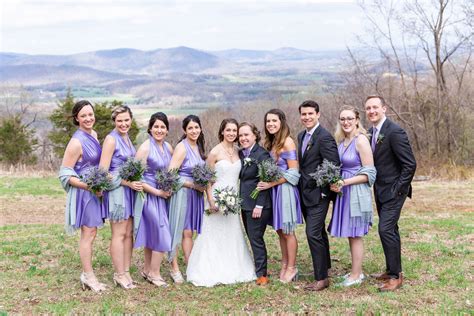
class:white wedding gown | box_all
[186,159,256,287]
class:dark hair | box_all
[72,100,94,126]
[365,95,387,107]
[298,100,320,114]
[147,112,169,135]
[238,121,261,144]
[264,109,291,154]
[218,118,239,142]
[111,105,133,121]
[180,115,206,160]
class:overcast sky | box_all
[1,0,365,55]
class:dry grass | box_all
[0,178,473,314]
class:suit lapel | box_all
[374,119,389,156]
[241,143,259,173]
[297,131,304,161]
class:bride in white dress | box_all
[186,119,256,287]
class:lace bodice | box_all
[212,159,241,191]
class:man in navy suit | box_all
[297,100,340,291]
[365,95,416,292]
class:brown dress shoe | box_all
[256,276,269,285]
[370,272,390,280]
[304,278,329,291]
[379,275,403,292]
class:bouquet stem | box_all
[250,188,259,199]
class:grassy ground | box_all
[0,178,472,314]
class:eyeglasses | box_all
[339,117,356,122]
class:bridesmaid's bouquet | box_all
[207,186,242,216]
[250,159,283,199]
[118,157,147,199]
[155,168,181,193]
[191,164,216,187]
[80,166,113,202]
[309,159,343,196]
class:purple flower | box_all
[155,168,180,193]
[191,164,216,187]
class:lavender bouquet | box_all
[191,164,216,188]
[155,168,180,193]
[118,157,147,199]
[309,159,343,196]
[79,166,113,202]
[250,159,283,199]
[207,186,242,216]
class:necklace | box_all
[222,143,234,157]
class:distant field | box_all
[0,179,472,314]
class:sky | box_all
[0,0,365,55]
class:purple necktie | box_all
[243,148,250,157]
[302,132,311,156]
[371,127,377,152]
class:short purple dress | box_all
[271,150,303,233]
[329,136,371,237]
[104,129,136,221]
[72,129,105,228]
[179,139,205,233]
[134,137,172,252]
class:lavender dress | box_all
[104,129,136,221]
[329,136,371,237]
[72,129,105,228]
[179,139,205,233]
[134,137,172,252]
[271,150,303,233]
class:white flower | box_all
[219,205,227,213]
[243,158,253,166]
[227,196,236,206]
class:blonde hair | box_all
[111,105,133,121]
[334,105,367,144]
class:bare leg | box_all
[79,226,97,273]
[282,232,299,281]
[143,248,152,276]
[277,230,288,279]
[123,218,135,284]
[348,237,364,280]
[110,221,128,274]
[182,229,194,264]
[149,251,165,279]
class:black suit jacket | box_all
[297,125,340,207]
[370,119,417,203]
[239,144,272,211]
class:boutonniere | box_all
[306,141,314,152]
[243,157,255,167]
[377,133,385,144]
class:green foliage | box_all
[48,90,139,157]
[0,114,38,165]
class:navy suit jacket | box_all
[370,118,417,203]
[239,144,272,211]
[297,125,340,207]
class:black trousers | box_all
[375,194,407,278]
[302,198,331,281]
[241,208,272,277]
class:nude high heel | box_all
[113,272,134,289]
[80,272,106,292]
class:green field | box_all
[0,179,472,314]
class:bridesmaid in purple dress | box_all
[259,109,303,283]
[100,106,142,289]
[329,105,376,287]
[167,115,206,284]
[60,100,106,292]
[134,112,173,287]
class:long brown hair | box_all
[263,109,291,156]
[180,115,206,160]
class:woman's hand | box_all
[192,183,206,193]
[256,181,273,191]
[330,180,344,193]
[128,181,143,192]
[157,190,171,199]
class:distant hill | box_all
[0,64,144,86]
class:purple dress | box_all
[179,139,205,233]
[329,136,371,237]
[104,129,136,221]
[134,137,172,252]
[271,150,303,232]
[72,129,105,228]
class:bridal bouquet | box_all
[309,159,343,196]
[250,159,282,199]
[80,166,113,202]
[155,168,180,193]
[191,164,216,187]
[118,157,147,199]
[207,186,242,216]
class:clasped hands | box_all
[329,180,344,193]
